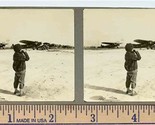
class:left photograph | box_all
[0,9,74,101]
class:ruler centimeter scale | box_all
[0,104,155,124]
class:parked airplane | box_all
[19,40,42,50]
[0,43,7,49]
[133,39,155,49]
[101,42,121,48]
[19,40,73,50]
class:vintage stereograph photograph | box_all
[84,9,155,102]
[0,9,74,101]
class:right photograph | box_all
[84,9,155,102]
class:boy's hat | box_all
[13,44,22,52]
[125,43,133,52]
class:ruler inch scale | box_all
[0,104,155,124]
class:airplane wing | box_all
[101,42,114,45]
[102,42,121,45]
[19,40,37,45]
[134,39,153,44]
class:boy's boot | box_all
[130,89,137,96]
[16,89,24,96]
[16,83,24,96]
[14,88,20,94]
[20,89,24,96]
[130,89,134,96]
[126,88,132,94]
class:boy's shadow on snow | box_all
[0,89,13,95]
[85,84,126,95]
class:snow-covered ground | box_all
[0,49,74,101]
[84,49,155,102]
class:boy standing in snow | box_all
[13,44,30,96]
[124,43,141,96]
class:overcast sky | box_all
[0,9,74,46]
[2,9,155,47]
[84,9,155,46]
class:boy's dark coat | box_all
[124,50,141,71]
[13,51,29,72]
